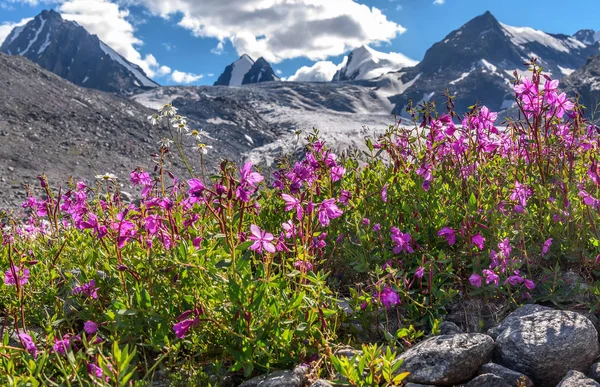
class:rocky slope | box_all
[563,55,600,119]
[0,10,158,95]
[0,53,284,209]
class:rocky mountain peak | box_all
[0,9,158,94]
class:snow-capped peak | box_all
[573,29,600,46]
[500,22,586,54]
[332,44,417,81]
[230,54,255,86]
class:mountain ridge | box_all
[0,9,158,95]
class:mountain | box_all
[574,29,600,46]
[0,51,291,208]
[0,9,158,95]
[332,45,417,81]
[563,55,600,119]
[388,11,600,115]
[214,54,279,86]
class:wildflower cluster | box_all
[1,63,599,384]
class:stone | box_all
[588,362,600,382]
[310,380,333,387]
[464,374,511,387]
[439,321,463,335]
[404,384,436,387]
[487,304,551,339]
[477,363,533,387]
[239,365,308,387]
[397,333,494,386]
[494,309,599,387]
[557,370,600,387]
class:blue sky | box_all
[1,0,599,85]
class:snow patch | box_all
[99,41,157,88]
[8,24,27,45]
[500,22,585,53]
[244,134,254,144]
[229,55,254,86]
[82,76,89,84]
[558,66,575,76]
[480,59,497,73]
[207,117,236,126]
[37,31,51,55]
[20,16,46,55]
[450,71,471,85]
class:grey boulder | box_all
[397,333,494,386]
[557,370,600,387]
[477,363,533,387]
[464,373,511,387]
[239,366,308,387]
[589,362,600,382]
[487,304,551,339]
[439,321,463,335]
[494,309,599,387]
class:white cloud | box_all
[210,41,225,55]
[433,0,445,4]
[287,60,340,82]
[0,17,32,46]
[171,70,203,84]
[156,65,171,77]
[133,0,407,63]
[58,0,164,78]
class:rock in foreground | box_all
[397,333,494,386]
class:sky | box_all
[0,0,599,85]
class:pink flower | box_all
[469,274,482,288]
[282,194,303,220]
[541,238,553,256]
[73,280,99,299]
[544,79,559,104]
[472,234,485,250]
[391,227,414,254]
[362,218,371,227]
[415,266,425,278]
[187,179,205,203]
[524,279,536,290]
[4,265,30,286]
[282,220,296,239]
[510,181,532,207]
[373,223,381,232]
[482,269,499,286]
[248,225,276,254]
[437,227,456,245]
[378,286,400,309]
[381,184,388,203]
[239,162,264,188]
[84,321,99,335]
[552,92,574,118]
[330,166,346,182]
[505,275,524,286]
[173,310,201,339]
[53,336,71,355]
[317,199,343,227]
[514,77,537,96]
[339,190,352,205]
[19,333,37,359]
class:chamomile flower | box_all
[187,129,210,141]
[148,114,160,126]
[158,138,174,148]
[159,104,178,117]
[95,173,117,181]
[196,143,213,155]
